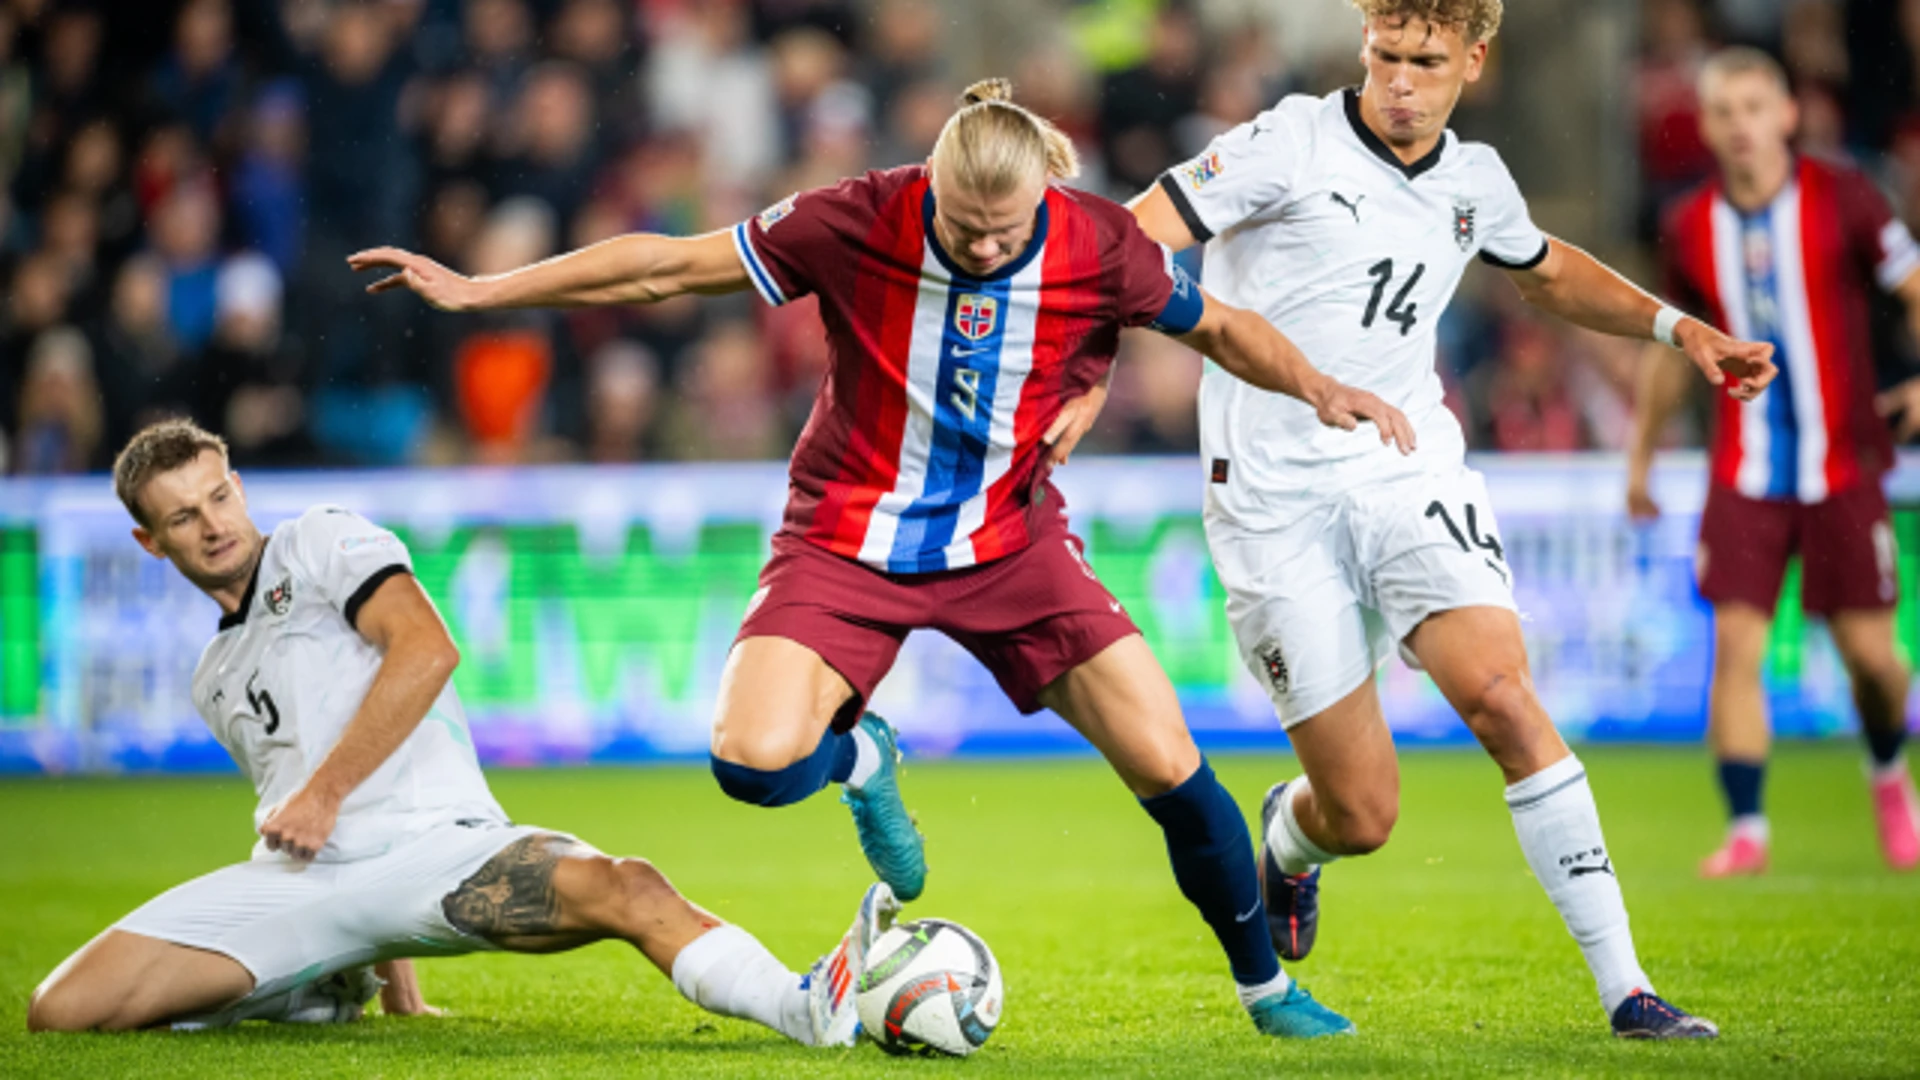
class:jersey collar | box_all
[217,536,269,632]
[1342,87,1446,182]
[922,186,1052,283]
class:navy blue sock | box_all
[1138,759,1281,987]
[1717,758,1765,820]
[1864,719,1908,768]
[711,728,860,807]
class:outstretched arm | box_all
[346,230,749,311]
[1504,237,1776,401]
[257,576,461,860]
[1175,291,1418,453]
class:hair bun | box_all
[960,78,1015,106]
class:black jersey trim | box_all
[217,537,269,631]
[1342,87,1445,181]
[1479,238,1551,271]
[344,564,413,631]
[1157,172,1215,244]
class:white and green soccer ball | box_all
[856,918,1003,1056]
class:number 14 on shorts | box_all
[1426,499,1508,582]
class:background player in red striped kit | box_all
[1627,48,1920,875]
[349,80,1415,1038]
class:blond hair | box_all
[1349,0,1503,43]
[928,79,1079,199]
[1699,46,1790,98]
[113,418,229,527]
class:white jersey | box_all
[191,506,505,863]
[1161,88,1549,530]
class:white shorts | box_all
[1207,463,1517,727]
[114,820,555,1001]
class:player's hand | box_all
[1308,377,1417,455]
[1875,376,1920,442]
[259,785,341,861]
[1675,318,1775,402]
[1625,470,1661,521]
[375,960,442,1017]
[1043,382,1110,466]
[346,247,485,311]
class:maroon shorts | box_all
[735,518,1140,727]
[1697,481,1898,615]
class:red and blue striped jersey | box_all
[1661,156,1920,503]
[732,166,1199,572]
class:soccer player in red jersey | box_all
[351,80,1415,1037]
[1628,48,1920,875]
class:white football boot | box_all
[803,882,901,1047]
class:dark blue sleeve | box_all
[1148,260,1205,336]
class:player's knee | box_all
[609,857,680,913]
[1324,793,1398,855]
[27,978,104,1033]
[709,725,813,775]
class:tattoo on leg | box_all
[442,833,593,942]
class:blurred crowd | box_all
[1,0,1917,475]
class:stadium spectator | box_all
[1098,3,1202,193]
[662,319,783,462]
[88,253,179,451]
[150,0,242,146]
[583,339,662,463]
[493,62,600,226]
[229,81,306,278]
[12,324,102,474]
[147,179,222,351]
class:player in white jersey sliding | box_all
[1129,0,1776,1039]
[29,418,897,1042]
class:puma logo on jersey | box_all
[1330,191,1365,223]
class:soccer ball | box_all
[856,918,1003,1056]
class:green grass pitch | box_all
[2,744,1916,1078]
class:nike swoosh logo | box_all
[951,346,989,358]
[1570,862,1614,878]
[1235,901,1261,923]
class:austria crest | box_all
[265,576,294,616]
[955,293,999,341]
[1452,199,1477,251]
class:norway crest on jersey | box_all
[1452,199,1477,251]
[954,293,999,341]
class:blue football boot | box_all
[1248,982,1356,1038]
[1259,781,1322,961]
[841,714,927,901]
[1610,990,1719,1039]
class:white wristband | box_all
[1652,306,1686,347]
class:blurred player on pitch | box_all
[1131,0,1776,1039]
[1627,48,1920,876]
[31,419,894,1041]
[352,80,1417,1037]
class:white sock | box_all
[1234,968,1293,1011]
[1267,778,1338,876]
[845,726,882,790]
[1506,755,1651,1016]
[669,924,812,1043]
[1729,813,1769,844]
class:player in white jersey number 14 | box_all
[1129,0,1777,1040]
[29,419,894,1046]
